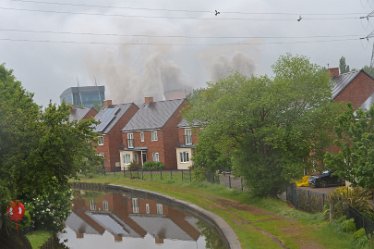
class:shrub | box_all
[25,187,72,232]
[128,161,141,171]
[353,228,369,248]
[143,161,164,171]
[329,187,373,218]
[340,218,356,233]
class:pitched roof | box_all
[331,70,360,99]
[95,103,133,133]
[69,107,93,122]
[123,99,184,132]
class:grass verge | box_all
[26,231,51,249]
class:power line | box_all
[0,27,363,40]
[9,0,367,16]
[0,6,362,21]
[0,37,361,46]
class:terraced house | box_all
[95,100,139,172]
[120,97,186,170]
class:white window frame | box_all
[140,131,144,142]
[127,133,134,148]
[98,136,104,146]
[132,198,139,214]
[156,203,163,215]
[151,130,158,141]
[145,203,150,214]
[152,152,160,162]
[123,153,131,165]
[184,128,192,145]
[102,201,109,211]
[89,200,96,211]
[180,151,190,163]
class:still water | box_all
[58,189,228,249]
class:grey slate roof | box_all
[69,107,92,122]
[331,71,360,99]
[123,99,184,132]
[95,103,133,134]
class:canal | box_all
[57,188,228,249]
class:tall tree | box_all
[0,64,99,232]
[339,56,350,73]
[186,55,340,196]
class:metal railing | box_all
[347,206,374,236]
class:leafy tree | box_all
[186,55,340,196]
[363,65,374,78]
[325,104,374,189]
[0,64,99,232]
[339,56,350,73]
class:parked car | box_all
[308,170,345,188]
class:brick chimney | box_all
[328,67,340,78]
[103,99,113,108]
[144,97,154,105]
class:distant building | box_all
[60,86,105,108]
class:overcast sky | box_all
[0,0,373,106]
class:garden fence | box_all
[286,184,328,212]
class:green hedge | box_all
[143,162,164,171]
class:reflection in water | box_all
[58,190,227,249]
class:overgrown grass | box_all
[26,231,51,249]
[76,173,370,249]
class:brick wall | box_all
[177,126,201,146]
[334,71,374,109]
[160,101,186,169]
[83,108,98,119]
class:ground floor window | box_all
[123,153,131,164]
[180,151,190,163]
[152,152,160,162]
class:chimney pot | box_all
[103,99,113,108]
[328,67,340,78]
[144,97,154,105]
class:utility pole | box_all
[371,42,374,68]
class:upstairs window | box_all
[151,130,158,141]
[98,136,104,146]
[127,133,134,148]
[184,129,192,145]
[140,131,144,142]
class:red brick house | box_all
[176,119,201,170]
[95,100,139,172]
[330,68,374,109]
[120,97,185,170]
[69,107,97,122]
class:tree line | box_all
[185,54,374,197]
